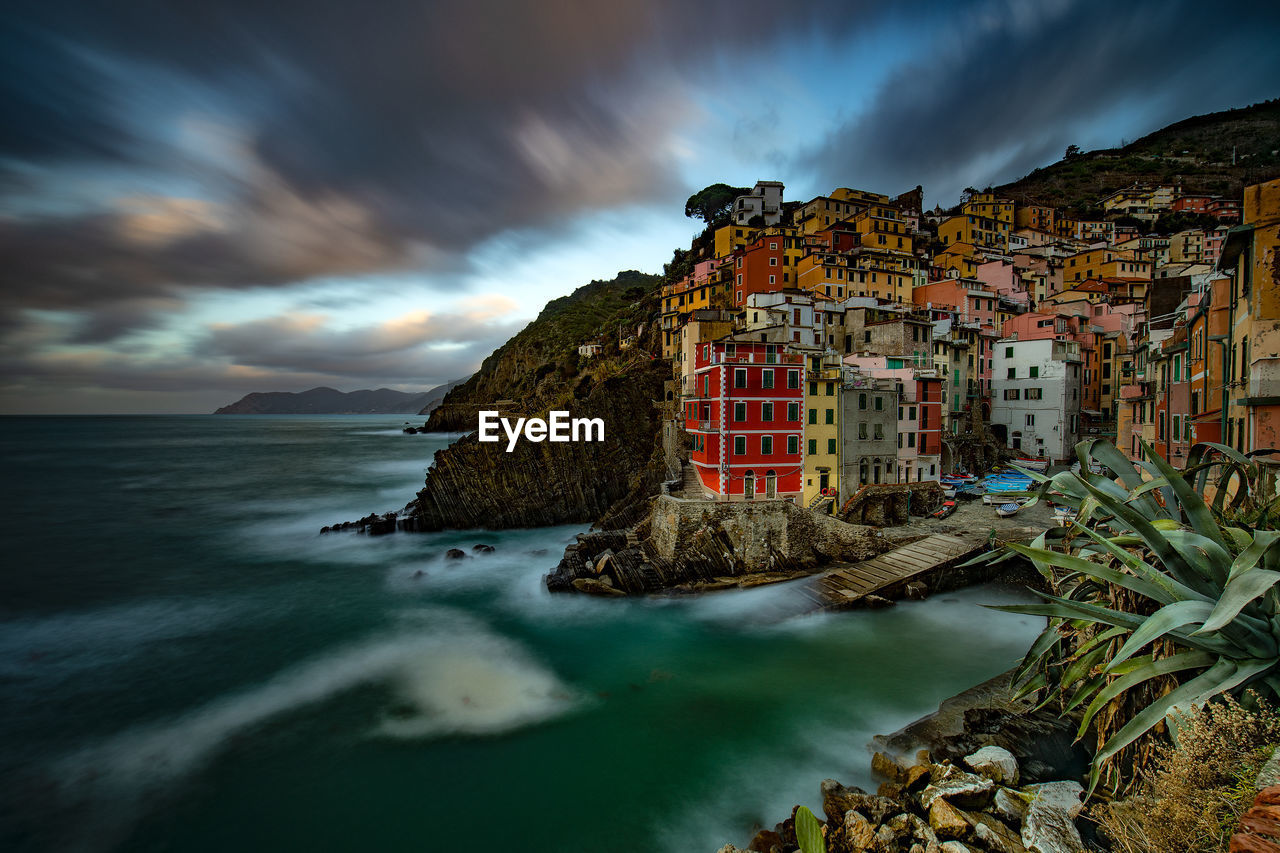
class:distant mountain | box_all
[994,98,1280,214]
[215,380,466,415]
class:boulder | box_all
[905,764,933,791]
[1021,781,1085,853]
[940,843,972,853]
[570,577,627,597]
[820,779,898,825]
[993,787,1030,826]
[871,825,898,852]
[920,766,995,811]
[928,799,970,840]
[904,580,929,600]
[747,828,783,852]
[444,548,468,559]
[863,595,896,608]
[872,751,908,782]
[472,543,495,553]
[964,745,1020,786]
[843,810,876,851]
[887,812,938,846]
[965,813,1027,853]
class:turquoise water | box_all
[0,416,1044,852]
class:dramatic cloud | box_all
[799,0,1280,205]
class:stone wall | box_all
[838,482,943,526]
[649,494,883,570]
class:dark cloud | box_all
[799,0,1280,206]
[0,0,868,339]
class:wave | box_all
[44,608,579,849]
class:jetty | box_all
[800,533,989,610]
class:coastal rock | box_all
[472,544,495,553]
[842,810,876,850]
[570,577,626,597]
[820,779,897,824]
[904,580,929,600]
[1021,781,1084,853]
[993,788,1030,826]
[928,798,969,840]
[920,767,995,811]
[887,812,938,846]
[939,843,972,853]
[872,751,908,782]
[746,827,783,852]
[964,745,1020,786]
[904,764,933,791]
[445,548,467,559]
[965,812,1027,853]
[871,824,897,852]
[863,595,896,608]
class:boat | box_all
[995,502,1021,518]
[1013,457,1050,472]
[943,488,956,499]
[931,500,956,519]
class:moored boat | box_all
[995,502,1021,518]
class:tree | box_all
[1065,144,1082,160]
[684,183,750,226]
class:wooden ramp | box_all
[800,533,988,610]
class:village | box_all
[575,176,1280,516]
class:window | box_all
[761,435,773,455]
[808,408,817,425]
[1026,388,1042,400]
[788,435,799,454]
[874,396,883,411]
[909,406,917,420]
[734,436,746,455]
[1007,368,1016,379]
[809,381,817,395]
[897,433,903,448]
[873,424,884,440]
[825,409,834,425]
[1173,354,1182,382]
[827,438,837,454]
[734,368,747,388]
[1030,366,1039,379]
[787,402,799,421]
[762,402,774,422]
[858,422,868,439]
[1005,346,1014,358]
[787,370,800,389]
[859,393,867,410]
[826,382,834,396]
[1004,389,1020,400]
[762,369,774,389]
[1026,414,1035,426]
[734,402,747,422]
[907,433,915,448]
[808,438,817,455]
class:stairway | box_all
[679,463,703,498]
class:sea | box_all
[0,415,1044,853]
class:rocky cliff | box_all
[334,269,670,534]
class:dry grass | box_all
[1096,693,1280,853]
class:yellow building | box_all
[935,243,979,278]
[1170,229,1206,263]
[831,187,890,206]
[714,223,760,259]
[803,355,842,507]
[939,212,1007,250]
[1015,204,1057,232]
[1064,247,1150,283]
[964,192,1014,226]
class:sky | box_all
[1,0,1278,413]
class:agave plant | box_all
[982,438,1280,793]
[794,805,826,853]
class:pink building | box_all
[912,279,998,331]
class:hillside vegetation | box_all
[995,98,1280,213]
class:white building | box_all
[742,290,823,347]
[733,180,785,226]
[991,338,1084,462]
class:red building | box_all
[916,376,944,460]
[1173,194,1211,214]
[685,341,805,499]
[732,235,787,306]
